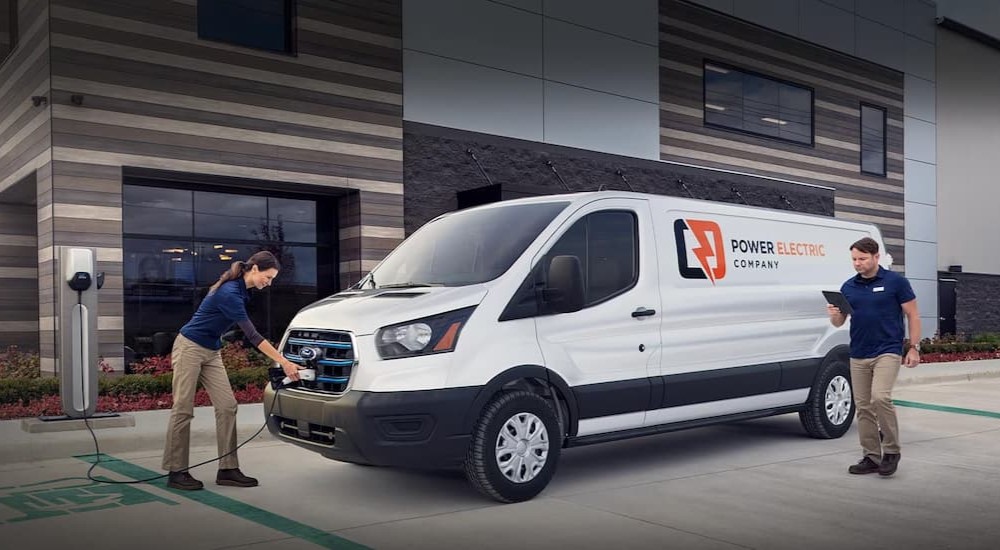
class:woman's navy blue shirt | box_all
[180,279,251,350]
[841,266,916,359]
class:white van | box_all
[264,191,878,502]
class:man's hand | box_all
[903,347,920,368]
[826,304,846,327]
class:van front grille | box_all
[282,329,355,393]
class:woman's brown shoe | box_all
[216,468,259,487]
[167,471,204,490]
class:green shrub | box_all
[100,374,174,397]
[228,367,269,390]
[1,368,269,405]
[0,377,60,405]
[0,346,41,379]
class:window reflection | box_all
[704,62,814,146]
[861,104,887,176]
[123,187,193,236]
[194,192,266,241]
[123,184,329,362]
[269,197,316,243]
[123,238,197,357]
[198,0,293,54]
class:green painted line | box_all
[894,399,1000,419]
[75,454,370,550]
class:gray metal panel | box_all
[403,0,542,76]
[799,0,856,55]
[544,81,660,160]
[544,0,658,45]
[403,50,544,141]
[544,19,659,103]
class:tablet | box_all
[822,290,853,315]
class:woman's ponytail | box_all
[207,252,280,295]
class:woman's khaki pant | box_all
[162,334,239,472]
[850,353,902,462]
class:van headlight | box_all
[376,306,477,359]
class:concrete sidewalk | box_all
[2,358,999,465]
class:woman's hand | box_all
[280,358,301,381]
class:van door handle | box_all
[631,307,656,318]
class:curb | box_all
[896,369,1000,387]
[0,403,273,465]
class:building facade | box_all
[1,0,996,373]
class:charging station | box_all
[57,246,103,418]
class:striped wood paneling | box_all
[35,0,403,368]
[660,0,907,266]
[0,1,49,354]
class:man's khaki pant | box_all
[162,334,239,472]
[850,354,902,462]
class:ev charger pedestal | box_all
[43,246,116,422]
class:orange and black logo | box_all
[674,219,726,284]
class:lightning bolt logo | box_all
[674,219,726,284]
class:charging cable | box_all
[78,361,308,485]
[80,387,283,485]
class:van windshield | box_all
[366,201,569,288]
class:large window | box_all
[860,103,887,176]
[123,184,332,359]
[703,61,814,146]
[1,0,17,64]
[198,0,295,54]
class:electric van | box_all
[264,191,875,502]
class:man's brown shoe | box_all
[879,453,901,476]
[848,457,880,474]
[217,468,258,487]
[167,471,204,491]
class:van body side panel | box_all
[573,378,653,418]
[779,357,825,391]
[534,198,663,434]
[659,362,782,407]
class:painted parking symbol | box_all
[0,478,175,524]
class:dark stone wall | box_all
[403,123,834,236]
[952,272,1000,335]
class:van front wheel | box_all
[799,358,855,439]
[464,391,561,503]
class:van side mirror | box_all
[542,255,585,314]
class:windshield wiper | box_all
[377,282,442,289]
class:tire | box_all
[799,357,855,439]
[464,390,562,503]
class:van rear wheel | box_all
[464,390,561,503]
[799,357,855,439]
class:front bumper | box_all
[263,385,479,469]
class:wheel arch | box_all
[461,365,578,438]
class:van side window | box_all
[500,210,638,320]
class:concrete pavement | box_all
[2,373,1000,550]
[2,358,999,465]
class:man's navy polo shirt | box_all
[180,279,250,350]
[841,266,916,359]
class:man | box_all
[827,237,920,477]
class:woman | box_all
[162,250,300,491]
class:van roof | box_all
[455,191,877,234]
